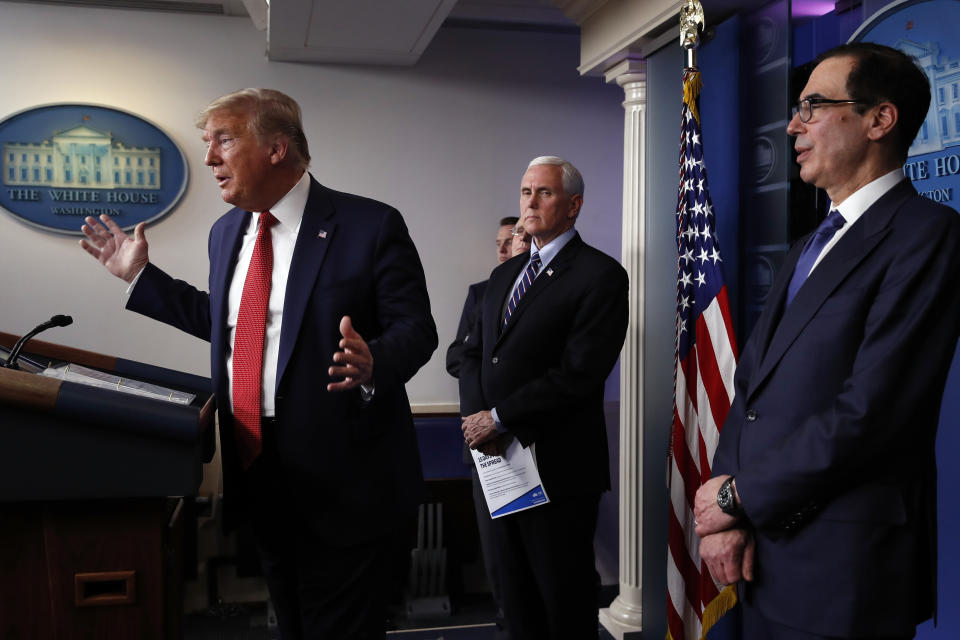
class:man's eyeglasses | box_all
[792,97,867,123]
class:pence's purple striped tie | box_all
[503,251,541,328]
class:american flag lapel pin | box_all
[318,229,328,239]
[546,267,554,276]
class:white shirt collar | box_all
[255,170,310,229]
[803,168,905,275]
[831,168,904,227]
[531,227,577,269]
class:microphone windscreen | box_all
[50,315,73,327]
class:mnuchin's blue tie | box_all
[786,209,846,305]
[503,251,541,328]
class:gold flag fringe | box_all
[698,584,738,639]
[664,584,738,640]
[683,69,703,126]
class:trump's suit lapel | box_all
[747,181,913,399]
[276,177,337,388]
[495,234,582,344]
[210,209,250,377]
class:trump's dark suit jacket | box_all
[127,176,437,544]
[713,180,960,636]
[459,233,628,500]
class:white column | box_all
[599,57,646,640]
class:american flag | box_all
[666,69,740,640]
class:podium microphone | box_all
[3,314,73,370]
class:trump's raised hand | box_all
[79,214,149,283]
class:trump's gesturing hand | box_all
[328,315,373,392]
[79,214,149,283]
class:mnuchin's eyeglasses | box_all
[792,97,867,123]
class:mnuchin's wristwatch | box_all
[717,476,743,518]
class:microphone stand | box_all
[2,315,73,370]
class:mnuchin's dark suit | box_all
[127,176,437,636]
[459,232,628,638]
[713,180,960,637]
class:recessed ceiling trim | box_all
[442,17,579,34]
[268,0,458,66]
[577,0,683,75]
[268,46,424,66]
[4,0,226,13]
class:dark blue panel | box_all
[706,601,742,639]
[917,342,960,639]
[700,15,743,329]
[740,0,793,342]
[414,416,471,480]
[114,356,212,397]
[793,10,862,67]
[56,380,201,443]
[1,403,202,501]
[794,19,816,66]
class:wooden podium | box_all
[0,332,214,640]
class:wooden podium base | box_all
[0,497,184,640]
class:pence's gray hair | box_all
[527,156,584,197]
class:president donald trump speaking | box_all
[694,43,960,640]
[79,88,437,639]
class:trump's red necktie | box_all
[233,211,277,469]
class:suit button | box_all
[491,356,499,364]
[745,409,758,422]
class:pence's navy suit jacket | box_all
[459,233,628,500]
[713,180,960,636]
[127,176,437,543]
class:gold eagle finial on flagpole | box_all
[680,0,704,49]
[680,0,705,122]
[680,0,705,69]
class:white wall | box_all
[0,2,624,406]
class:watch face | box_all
[718,480,736,514]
